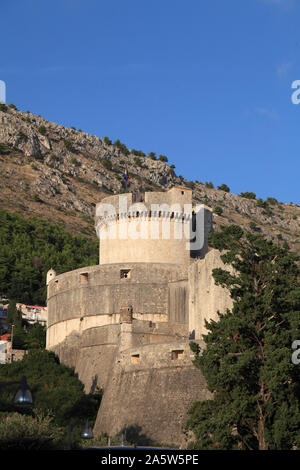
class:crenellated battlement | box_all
[95,186,212,265]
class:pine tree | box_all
[187,225,300,450]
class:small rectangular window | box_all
[120,269,131,279]
[131,354,140,364]
[171,350,184,360]
[80,273,89,284]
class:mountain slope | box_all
[1,104,300,254]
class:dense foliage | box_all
[0,411,65,450]
[187,225,300,450]
[0,208,98,305]
[0,350,102,428]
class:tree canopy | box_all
[0,349,102,428]
[187,225,300,450]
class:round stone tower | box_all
[95,186,212,265]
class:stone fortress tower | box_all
[46,186,232,447]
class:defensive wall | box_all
[94,339,212,447]
[46,262,189,351]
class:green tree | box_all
[187,225,300,450]
[158,155,168,162]
[217,184,230,193]
[0,350,102,428]
[6,299,19,326]
[103,136,112,145]
[114,139,129,155]
[23,323,46,349]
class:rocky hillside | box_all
[1,104,300,254]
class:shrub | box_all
[217,183,230,193]
[169,164,175,169]
[240,191,256,200]
[18,130,27,140]
[158,155,168,162]
[213,206,223,216]
[63,139,76,153]
[131,149,145,157]
[0,103,8,112]
[134,157,142,167]
[0,143,9,154]
[33,193,43,203]
[0,411,65,450]
[103,136,112,145]
[249,221,258,230]
[256,198,268,209]
[101,158,112,170]
[266,197,278,206]
[38,126,47,135]
[8,103,17,110]
[148,152,157,160]
[113,139,129,156]
[205,181,214,189]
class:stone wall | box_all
[94,340,211,447]
[47,262,188,350]
[49,317,189,393]
[188,249,233,339]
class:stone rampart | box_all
[94,340,211,447]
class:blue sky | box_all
[1,0,300,203]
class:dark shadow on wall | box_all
[90,374,99,394]
[119,425,157,447]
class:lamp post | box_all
[0,375,33,407]
[67,419,93,450]
[10,324,14,363]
